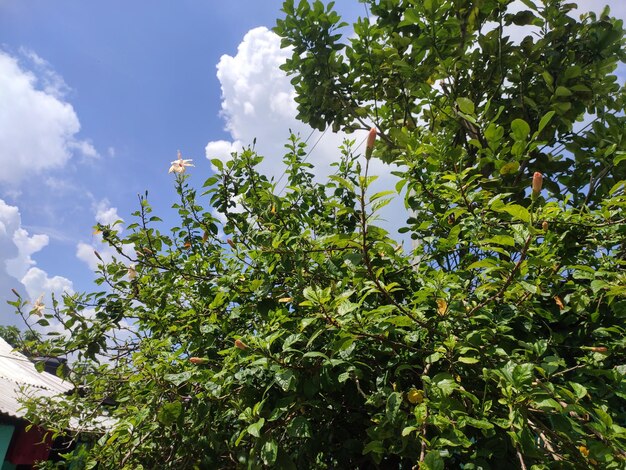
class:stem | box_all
[468,234,533,316]
[358,158,429,328]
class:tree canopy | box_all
[10,1,626,468]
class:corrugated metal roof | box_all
[0,337,72,419]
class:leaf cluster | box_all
[9,1,626,469]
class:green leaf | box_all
[456,97,475,115]
[363,440,384,455]
[287,416,312,438]
[432,373,458,396]
[276,370,296,391]
[481,235,516,247]
[164,371,193,386]
[554,86,572,97]
[462,416,494,430]
[613,152,626,166]
[421,451,444,470]
[210,158,224,171]
[157,401,182,426]
[494,204,531,223]
[569,382,588,400]
[261,439,278,466]
[303,351,329,360]
[537,110,555,133]
[458,357,479,364]
[248,418,265,438]
[467,258,498,270]
[386,392,402,422]
[499,161,520,175]
[591,280,608,293]
[511,119,530,141]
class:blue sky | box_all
[0,1,624,329]
[0,0,364,328]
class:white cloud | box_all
[0,199,73,326]
[18,47,70,99]
[207,27,352,177]
[206,27,407,240]
[0,49,96,185]
[20,267,73,302]
[69,139,99,159]
[94,199,123,227]
[500,1,626,47]
[75,242,101,272]
[76,201,134,272]
[5,228,49,280]
[580,1,626,20]
[205,140,242,171]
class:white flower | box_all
[127,263,137,280]
[32,294,45,316]
[168,150,194,174]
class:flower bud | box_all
[189,357,208,365]
[407,388,424,404]
[532,172,543,197]
[234,339,248,350]
[365,127,377,159]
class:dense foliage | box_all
[9,0,626,468]
[0,325,39,352]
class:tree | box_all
[10,0,626,468]
[0,324,22,347]
[0,324,41,353]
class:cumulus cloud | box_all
[5,228,49,280]
[0,49,97,186]
[20,267,73,302]
[206,27,407,240]
[0,199,74,326]
[76,200,134,272]
[206,27,353,176]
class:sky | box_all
[0,1,625,329]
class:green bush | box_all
[13,1,626,468]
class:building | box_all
[0,336,72,469]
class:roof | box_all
[0,337,72,419]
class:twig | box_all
[419,363,431,463]
[516,446,528,470]
[467,234,533,316]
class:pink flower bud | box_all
[532,172,543,196]
[189,357,208,364]
[365,127,377,159]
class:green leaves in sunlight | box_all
[9,1,626,469]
